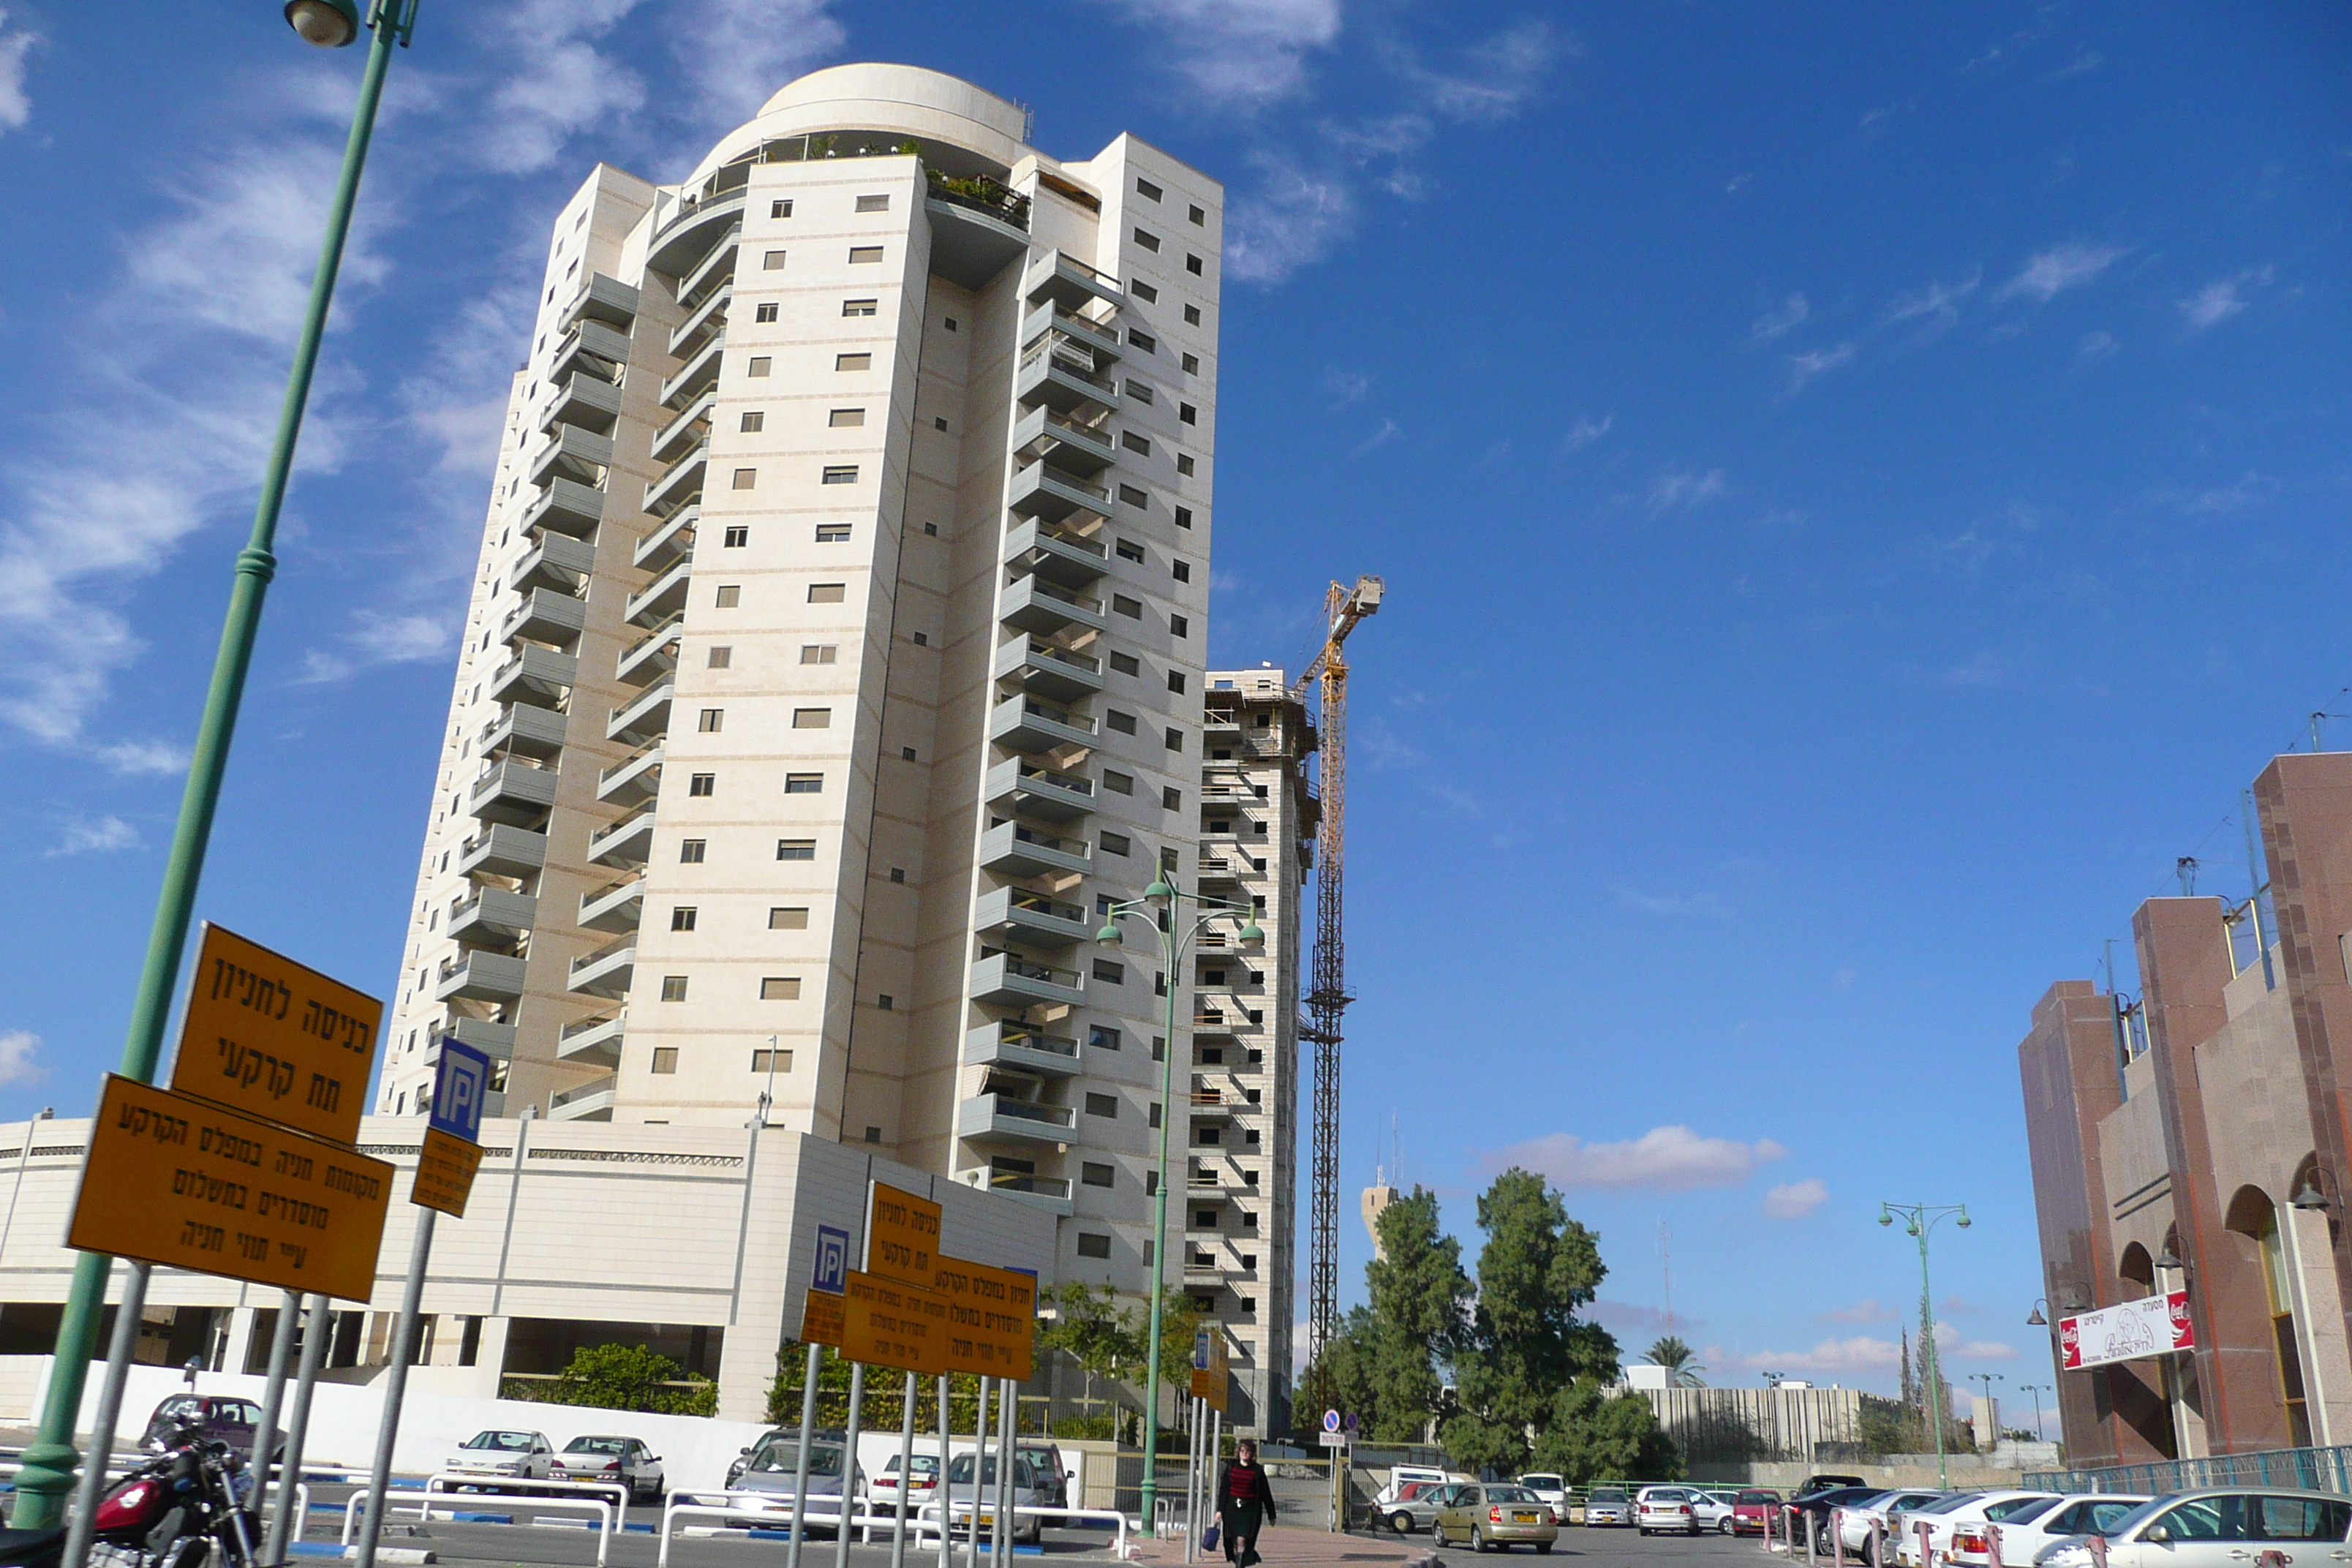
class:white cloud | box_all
[1100,0,1342,109]
[1786,343,1856,393]
[1763,1179,1830,1220]
[1816,1298,1896,1327]
[95,739,191,777]
[1995,241,2125,304]
[0,1030,41,1088]
[1711,1336,1903,1377]
[2179,266,2274,331]
[1886,270,1980,329]
[1321,367,1373,408]
[1389,20,1569,124]
[1351,418,1401,455]
[1226,154,1357,284]
[1933,1319,2016,1360]
[1590,1299,1699,1336]
[1561,413,1613,453]
[2078,330,2119,360]
[664,0,847,132]
[1751,294,1809,342]
[1648,470,1727,513]
[49,816,140,858]
[301,610,456,685]
[0,8,37,132]
[2158,471,2277,516]
[1488,1125,1787,1192]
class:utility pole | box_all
[1880,1202,1970,1488]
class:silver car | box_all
[728,1433,864,1529]
[444,1429,554,1487]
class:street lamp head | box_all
[1878,1209,1893,1226]
[1145,875,1175,900]
[285,0,361,46]
[2294,1180,2330,1211]
[1095,922,1123,945]
[1238,921,1265,947]
[1957,1213,1972,1229]
[2027,1305,2047,1327]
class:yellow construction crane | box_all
[1292,575,1383,1373]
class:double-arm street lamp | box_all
[12,0,421,1530]
[1880,1201,1970,1489]
[1096,878,1262,1535]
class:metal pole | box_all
[1186,1397,1202,1561]
[489,1106,535,1316]
[1918,1224,1947,1488]
[15,4,415,1529]
[891,1371,916,1568]
[787,1343,823,1568]
[250,1291,298,1487]
[994,1378,1015,1568]
[1209,1408,1221,1548]
[935,1376,952,1568]
[963,1377,989,1568]
[1141,913,1184,1534]
[267,1294,331,1562]
[355,1207,436,1568]
[61,1262,148,1568]
[835,1360,865,1568]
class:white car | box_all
[1974,1494,2150,1566]
[1635,1485,1702,1536]
[445,1429,554,1485]
[1517,1473,1569,1518]
[1893,1492,2060,1567]
[1379,1465,1452,1507]
[1692,1490,1739,1532]
[1839,1490,1950,1557]
[2035,1490,2352,1568]
[551,1434,663,1501]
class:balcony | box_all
[989,695,1098,755]
[978,819,1091,879]
[447,887,536,949]
[568,938,636,1000]
[1189,1089,1240,1120]
[596,742,663,806]
[625,557,694,627]
[508,532,596,595]
[467,758,559,827]
[982,758,1096,822]
[1011,406,1115,477]
[529,423,613,489]
[1190,1011,1240,1039]
[965,1021,1083,1078]
[676,226,739,309]
[1016,343,1120,416]
[1023,249,1125,313]
[586,807,656,869]
[658,333,726,410]
[999,576,1105,636]
[641,442,706,517]
[435,950,526,1004]
[956,1093,1077,1147]
[992,636,1103,703]
[974,886,1092,948]
[446,1017,516,1060]
[562,271,639,331]
[648,185,746,277]
[1197,856,1245,890]
[1007,464,1112,527]
[479,702,568,761]
[984,1166,1073,1218]
[1003,519,1111,588]
[501,587,587,651]
[1183,1259,1232,1286]
[548,1074,617,1123]
[456,823,546,879]
[1021,301,1122,363]
[632,505,698,574]
[652,393,714,466]
[614,621,681,687]
[666,285,731,359]
[557,1012,625,1067]
[970,950,1086,1009]
[521,475,604,539]
[540,371,624,437]
[577,876,644,934]
[606,680,674,745]
[550,318,630,385]
[487,645,577,711]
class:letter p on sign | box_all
[429,1042,491,1144]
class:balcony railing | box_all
[925,167,1031,230]
[987,1169,1071,1199]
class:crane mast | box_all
[1294,576,1383,1377]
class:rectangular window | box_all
[679,838,706,863]
[651,1047,679,1074]
[1090,1025,1122,1051]
[1168,671,1187,694]
[1180,404,1199,426]
[1120,432,1150,455]
[1184,304,1202,326]
[1082,1161,1116,1188]
[1112,594,1143,618]
[1126,380,1154,404]
[1186,253,1204,275]
[1171,613,1190,637]
[761,976,802,1000]
[829,407,865,427]
[689,772,715,796]
[1127,328,1156,353]
[785,773,823,794]
[723,525,749,547]
[1109,652,1140,676]
[1077,1233,1112,1259]
[1165,726,1183,752]
[761,249,787,271]
[671,906,697,931]
[1134,227,1161,252]
[1099,831,1131,856]
[855,194,890,213]
[1189,203,1205,225]
[1107,710,1137,734]
[1131,279,1158,304]
[843,298,877,317]
[732,467,757,489]
[660,975,689,1001]
[1152,1103,1164,1128]
[816,524,851,542]
[777,839,816,860]
[1175,505,1194,529]
[848,245,884,263]
[698,708,723,733]
[1136,177,1164,202]
[1103,769,1134,794]
[708,647,731,669]
[753,303,778,323]
[810,583,846,603]
[771,199,793,219]
[1085,1091,1119,1117]
[802,644,837,664]
[770,906,809,928]
[1177,453,1194,476]
[821,464,857,484]
[1116,539,1146,563]
[739,411,765,431]
[837,353,871,371]
[1162,785,1183,810]
[1172,559,1191,582]
[749,356,772,376]
[752,1047,792,1074]
[793,708,831,728]
[716,584,741,607]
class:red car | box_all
[1731,1490,1785,1537]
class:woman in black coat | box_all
[1215,1438,1278,1566]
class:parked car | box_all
[1017,1441,1071,1509]
[1975,1495,2149,1567]
[1516,1473,1569,1520]
[551,1434,663,1501]
[1585,1485,1632,1527]
[1384,1481,1470,1534]
[728,1433,863,1528]
[2032,1490,2352,1568]
[1379,1464,1452,1506]
[1692,1490,1740,1532]
[872,1452,941,1517]
[1731,1490,1784,1537]
[444,1430,554,1486]
[1838,1490,1950,1556]
[1793,1486,1894,1542]
[1433,1482,1559,1553]
[1886,1492,1987,1562]
[1635,1485,1702,1536]
[1800,1475,1872,1496]
[942,1451,1050,1545]
[140,1395,282,1461]
[1893,1492,2059,1567]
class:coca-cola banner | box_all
[2058,1291,2194,1369]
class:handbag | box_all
[1202,1521,1221,1551]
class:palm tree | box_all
[1646,1335,1705,1387]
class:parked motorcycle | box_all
[77,1425,262,1568]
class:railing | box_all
[991,1098,1076,1128]
[552,1075,618,1111]
[1020,342,1115,393]
[992,1026,1078,1058]
[2022,1444,2352,1496]
[599,745,661,785]
[1017,578,1101,614]
[1004,890,1086,924]
[1026,467,1110,502]
[987,1169,1072,1198]
[1006,697,1097,734]
[1015,763,1094,796]
[1036,249,1119,290]
[1008,823,1084,855]
[570,939,634,978]
[1039,412,1114,450]
[925,167,1031,229]
[562,1011,624,1041]
[985,950,1080,987]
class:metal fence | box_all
[2023,1445,2352,1496]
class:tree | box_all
[1362,1188,1471,1442]
[519,1342,716,1416]
[1531,1378,1681,1483]
[1645,1336,1705,1387]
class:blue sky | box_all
[1,2,2348,1422]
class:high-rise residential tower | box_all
[380,65,1228,1313]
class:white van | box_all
[1379,1465,1451,1507]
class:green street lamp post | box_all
[11,0,420,1530]
[1096,878,1262,1536]
[1879,1201,1970,1489]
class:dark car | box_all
[1790,1487,1890,1540]
[142,1394,282,1460]
[1799,1476,1870,1496]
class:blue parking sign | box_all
[429,1041,491,1143]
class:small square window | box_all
[1134,227,1161,252]
[753,302,778,323]
[1172,613,1190,637]
[1103,769,1134,794]
[671,906,697,931]
[901,746,918,760]
[1180,403,1198,425]
[777,839,816,860]
[763,249,786,270]
[809,583,846,603]
[1090,1025,1122,1051]
[1131,279,1158,304]
[864,1126,882,1144]
[770,906,809,928]
[651,1047,679,1074]
[1113,594,1143,618]
[1127,329,1156,353]
[1085,1091,1119,1117]
[843,298,877,317]
[837,353,871,371]
[660,975,689,1002]
[888,867,904,882]
[1082,1161,1116,1188]
[1107,710,1138,734]
[1165,726,1184,752]
[829,407,865,427]
[1173,559,1191,582]
[1117,538,1146,562]
[793,708,832,728]
[740,411,764,431]
[708,646,731,668]
[822,465,858,484]
[690,772,715,796]
[912,631,929,644]
[878,994,894,1010]
[770,199,793,219]
[733,467,758,490]
[1168,671,1187,694]
[724,525,749,547]
[1117,484,1148,508]
[856,194,890,213]
[698,708,723,732]
[1189,203,1205,225]
[816,524,851,542]
[1175,505,1194,529]
[785,773,823,794]
[716,584,741,607]
[1136,177,1164,202]
[1126,380,1154,404]
[751,1047,793,1074]
[1183,305,1202,327]
[679,838,706,863]
[1186,254,1204,276]
[848,245,884,264]
[802,644,837,664]
[1109,652,1140,676]
[1099,831,1131,856]
[748,356,772,376]
[1121,431,1151,455]
[1163,785,1182,810]
[1077,1234,1112,1259]
[762,976,802,1000]
[922,521,938,535]
[1177,453,1195,476]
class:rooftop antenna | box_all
[2314,712,2345,753]
[2176,856,2198,896]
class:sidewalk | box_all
[1131,1525,1436,1568]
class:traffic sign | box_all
[69,1074,392,1300]
[864,1181,941,1286]
[813,1224,851,1294]
[1322,1408,1341,1433]
[930,1254,1037,1378]
[411,1127,483,1218]
[843,1268,950,1374]
[170,924,380,1147]
[426,1041,491,1143]
[1316,1432,1348,1448]
[802,1286,845,1347]
[1344,1411,1360,1433]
